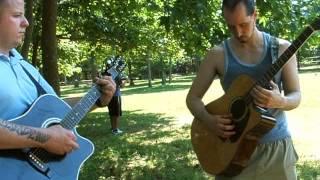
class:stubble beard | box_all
[237,25,256,44]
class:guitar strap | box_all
[270,36,283,92]
[270,36,279,63]
[20,63,47,96]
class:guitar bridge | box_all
[23,148,51,177]
[251,106,276,136]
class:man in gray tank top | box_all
[186,0,301,179]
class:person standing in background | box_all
[105,56,127,135]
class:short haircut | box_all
[0,0,8,15]
[222,0,255,16]
[0,0,8,7]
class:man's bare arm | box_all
[278,39,301,110]
[186,46,224,121]
[0,120,49,149]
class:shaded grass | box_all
[299,67,320,74]
[77,111,212,180]
[60,75,195,97]
[297,161,320,180]
[121,75,194,96]
[121,84,191,96]
[60,84,92,98]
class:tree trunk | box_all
[168,56,172,84]
[160,56,166,85]
[147,53,152,87]
[41,0,60,95]
[297,51,301,71]
[194,55,201,73]
[21,0,33,59]
[127,58,135,86]
[90,54,98,81]
[31,34,40,68]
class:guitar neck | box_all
[58,58,124,129]
[257,25,315,86]
[60,85,101,129]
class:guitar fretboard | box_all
[257,26,315,86]
[60,85,101,129]
[58,62,123,129]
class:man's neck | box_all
[232,28,263,49]
[229,28,266,64]
[0,47,10,56]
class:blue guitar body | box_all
[0,94,94,180]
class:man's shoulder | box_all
[272,37,291,53]
[207,43,224,58]
[10,48,22,57]
[271,37,291,48]
[263,31,290,46]
[201,43,225,75]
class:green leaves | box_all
[33,0,320,82]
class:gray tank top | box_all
[221,32,290,144]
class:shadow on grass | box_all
[60,76,195,97]
[60,84,92,98]
[122,84,191,96]
[121,76,195,96]
[298,66,320,74]
[77,110,212,180]
[297,161,320,179]
[76,109,320,180]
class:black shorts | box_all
[108,96,122,116]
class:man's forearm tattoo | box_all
[0,120,50,143]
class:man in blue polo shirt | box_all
[0,0,115,155]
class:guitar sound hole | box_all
[229,98,250,142]
[230,98,246,121]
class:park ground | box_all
[118,72,320,160]
[62,71,320,179]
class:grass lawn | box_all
[61,72,320,180]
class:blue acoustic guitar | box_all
[0,59,126,180]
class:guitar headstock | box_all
[102,56,126,80]
[310,16,320,31]
[114,56,126,74]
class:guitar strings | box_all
[26,61,126,168]
[244,28,312,105]
[29,85,101,166]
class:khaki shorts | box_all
[215,137,298,180]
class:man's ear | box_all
[253,9,258,20]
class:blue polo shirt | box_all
[0,49,56,120]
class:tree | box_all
[21,0,33,58]
[42,0,60,95]
[24,0,319,87]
